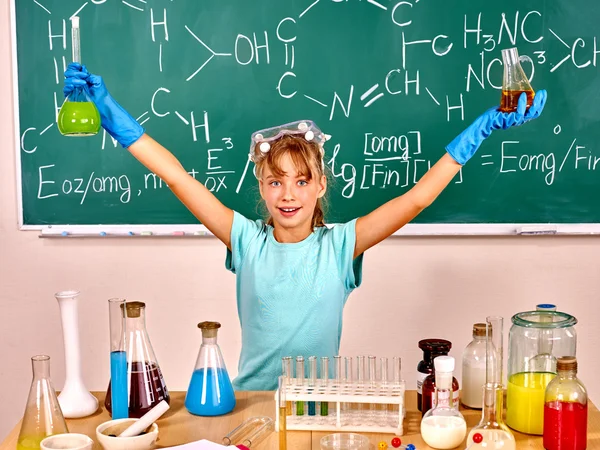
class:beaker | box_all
[499,47,535,112]
[506,311,577,435]
[57,16,101,137]
[17,356,69,450]
[185,321,236,416]
[105,301,170,418]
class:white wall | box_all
[1,0,599,441]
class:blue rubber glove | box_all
[446,89,547,165]
[63,63,144,148]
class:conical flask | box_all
[185,321,236,416]
[499,47,535,112]
[105,301,170,418]
[57,16,101,137]
[17,356,68,450]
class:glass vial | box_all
[461,323,488,409]
[186,321,235,416]
[543,357,587,450]
[17,356,68,450]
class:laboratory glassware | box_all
[296,356,305,416]
[421,362,459,414]
[105,301,170,418]
[57,16,101,137]
[308,356,317,416]
[222,416,274,449]
[321,357,330,416]
[506,310,577,434]
[54,290,98,418]
[543,356,587,450]
[107,298,128,419]
[279,376,287,450]
[416,338,451,412]
[498,47,535,112]
[461,323,488,409]
[320,433,369,450]
[17,356,69,450]
[466,317,515,450]
[282,357,293,415]
[421,356,466,449]
[185,321,235,416]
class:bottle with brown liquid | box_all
[105,301,170,417]
[499,47,535,112]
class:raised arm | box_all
[354,90,548,258]
[64,64,233,247]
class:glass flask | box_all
[506,310,577,435]
[498,47,535,112]
[105,301,170,418]
[17,356,69,450]
[185,321,236,416]
[543,356,587,450]
[416,338,452,412]
[420,356,466,450]
[57,16,101,137]
[467,317,516,450]
[461,323,488,409]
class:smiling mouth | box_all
[278,207,301,215]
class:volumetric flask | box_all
[499,47,535,112]
[17,356,69,450]
[57,16,100,137]
[185,321,236,416]
[105,301,170,418]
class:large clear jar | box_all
[506,311,577,435]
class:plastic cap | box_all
[536,303,557,311]
[433,355,454,373]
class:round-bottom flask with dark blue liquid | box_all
[185,322,236,416]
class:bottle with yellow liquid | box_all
[506,310,577,435]
[17,356,68,450]
[57,16,101,137]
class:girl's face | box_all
[259,153,326,234]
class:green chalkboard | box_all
[13,0,600,229]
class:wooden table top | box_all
[2,391,599,449]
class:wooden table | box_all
[2,391,599,449]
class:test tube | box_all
[282,357,292,416]
[308,356,317,416]
[368,356,377,422]
[344,356,353,417]
[278,376,287,450]
[108,298,128,419]
[333,355,342,387]
[357,356,366,419]
[486,316,503,385]
[295,356,304,416]
[320,357,329,416]
[381,357,390,425]
[392,356,402,420]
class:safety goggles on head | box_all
[249,120,331,163]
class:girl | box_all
[64,64,547,390]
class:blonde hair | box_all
[252,134,326,228]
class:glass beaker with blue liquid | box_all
[185,321,236,416]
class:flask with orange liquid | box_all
[499,47,535,112]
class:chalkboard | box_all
[12,0,600,233]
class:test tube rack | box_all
[275,378,406,434]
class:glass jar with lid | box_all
[506,310,577,435]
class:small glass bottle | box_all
[543,356,587,450]
[185,321,236,416]
[417,339,451,412]
[17,356,69,450]
[420,356,466,449]
[421,363,459,415]
[461,323,488,409]
[105,301,170,418]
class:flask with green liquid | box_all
[57,16,101,137]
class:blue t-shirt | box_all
[226,211,364,390]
